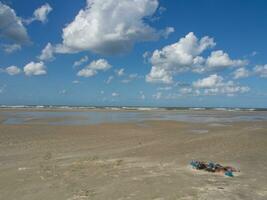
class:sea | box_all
[0,105,267,125]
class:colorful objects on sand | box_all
[190,160,239,177]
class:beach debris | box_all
[190,160,239,177]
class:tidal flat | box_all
[0,109,267,200]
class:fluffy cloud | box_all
[24,61,47,76]
[146,32,247,84]
[77,68,97,77]
[5,66,21,75]
[26,3,52,24]
[38,43,54,61]
[193,50,247,73]
[77,59,111,77]
[33,3,52,23]
[73,56,89,67]
[193,74,223,88]
[253,65,267,78]
[146,32,215,83]
[0,2,30,43]
[2,44,21,53]
[58,0,173,55]
[203,84,250,96]
[231,65,267,79]
[88,59,111,71]
[193,74,250,96]
[146,67,173,84]
[203,50,247,72]
[233,68,250,79]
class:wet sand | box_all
[0,111,267,199]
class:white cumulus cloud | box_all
[26,3,52,24]
[253,65,267,78]
[24,61,47,76]
[57,0,173,55]
[146,32,215,84]
[38,43,54,61]
[146,32,248,84]
[77,59,112,77]
[73,56,89,67]
[193,74,250,96]
[5,65,21,75]
[233,68,250,79]
[77,68,97,77]
[88,59,111,71]
[0,2,30,43]
[204,50,247,71]
[193,74,223,88]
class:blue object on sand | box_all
[208,162,215,168]
[190,160,238,177]
[207,162,215,170]
[190,160,203,169]
[225,170,234,177]
[190,160,198,168]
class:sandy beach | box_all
[0,109,267,200]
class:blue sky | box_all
[0,0,267,107]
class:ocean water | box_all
[1,109,267,125]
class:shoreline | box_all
[1,108,267,126]
[1,106,267,112]
[1,107,267,114]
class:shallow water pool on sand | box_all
[1,110,267,125]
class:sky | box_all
[0,0,267,108]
